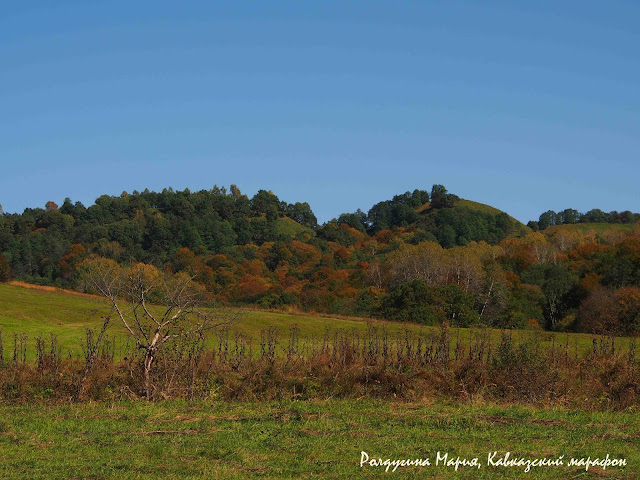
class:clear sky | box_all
[1,1,639,224]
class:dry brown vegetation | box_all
[8,280,102,299]
[0,324,637,410]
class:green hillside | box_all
[0,282,423,355]
[454,199,531,236]
[274,216,314,236]
[0,282,631,357]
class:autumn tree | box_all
[526,232,557,264]
[550,230,582,253]
[385,241,447,287]
[446,246,485,293]
[615,286,640,334]
[521,263,575,329]
[575,288,618,334]
[575,286,640,335]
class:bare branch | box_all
[80,256,237,400]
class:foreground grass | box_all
[0,399,637,479]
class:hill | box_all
[1,183,640,335]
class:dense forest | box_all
[1,185,639,335]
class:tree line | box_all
[529,208,640,231]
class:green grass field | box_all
[1,399,637,479]
[1,282,639,479]
[0,282,632,358]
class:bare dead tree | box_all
[80,256,236,399]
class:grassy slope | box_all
[0,282,418,355]
[416,198,531,237]
[544,223,638,236]
[454,199,532,237]
[0,282,632,357]
[0,282,108,351]
[1,399,638,479]
[455,199,507,217]
[274,216,314,236]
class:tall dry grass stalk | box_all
[0,324,637,410]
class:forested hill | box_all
[1,184,639,336]
[0,184,520,269]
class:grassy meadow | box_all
[1,282,639,479]
[1,399,638,479]
[0,282,631,359]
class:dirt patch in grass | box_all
[529,418,571,427]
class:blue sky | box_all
[1,1,639,223]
